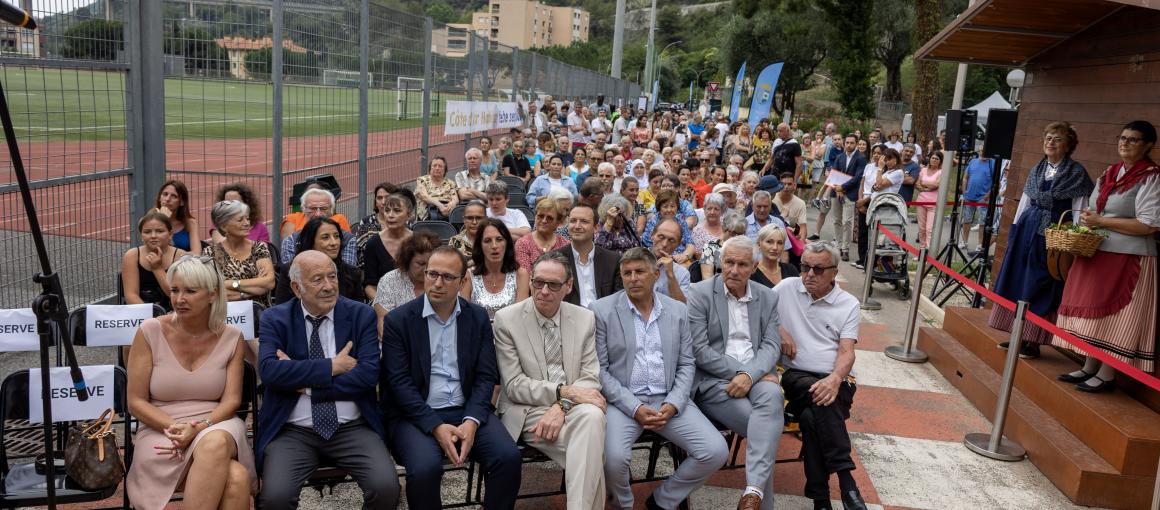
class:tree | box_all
[244,47,319,80]
[820,0,876,119]
[60,19,124,61]
[911,0,941,145]
[872,0,914,102]
[164,23,229,73]
[425,2,457,24]
[721,1,828,117]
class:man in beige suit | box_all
[492,251,608,510]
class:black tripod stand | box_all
[1,48,89,510]
[926,148,976,306]
[963,156,1005,307]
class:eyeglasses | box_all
[1118,135,1143,145]
[177,254,213,265]
[800,264,837,275]
[424,270,462,283]
[530,278,566,291]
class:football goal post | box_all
[322,69,370,88]
[395,76,426,120]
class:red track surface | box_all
[0,125,486,241]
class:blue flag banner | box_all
[747,62,784,133]
[729,61,746,123]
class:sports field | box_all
[1,67,454,141]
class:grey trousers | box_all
[259,420,401,510]
[697,379,784,510]
[831,195,854,253]
[604,394,728,510]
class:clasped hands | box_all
[526,386,606,443]
[154,420,204,460]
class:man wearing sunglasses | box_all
[492,252,608,510]
[381,246,522,510]
[771,242,867,510]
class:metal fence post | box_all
[860,220,882,310]
[271,0,284,242]
[420,17,433,174]
[480,39,490,102]
[125,0,166,242]
[357,0,369,217]
[464,33,474,158]
[886,247,930,363]
[511,47,519,102]
[964,300,1029,462]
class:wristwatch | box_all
[232,280,241,290]
[558,398,575,413]
[555,383,563,401]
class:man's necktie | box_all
[307,315,339,440]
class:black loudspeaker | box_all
[944,109,977,153]
[983,108,1019,160]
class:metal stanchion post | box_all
[964,300,1029,461]
[860,220,882,310]
[886,247,930,363]
[1151,454,1159,510]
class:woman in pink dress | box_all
[126,255,256,510]
[914,152,944,248]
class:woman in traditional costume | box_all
[990,122,1094,358]
[1055,120,1159,392]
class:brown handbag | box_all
[64,409,124,491]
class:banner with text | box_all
[86,304,154,347]
[444,101,523,136]
[226,300,257,339]
[0,308,39,352]
[29,365,115,423]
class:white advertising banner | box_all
[29,365,115,423]
[226,300,257,339]
[86,303,154,347]
[444,101,523,136]
[0,308,39,352]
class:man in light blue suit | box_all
[591,247,728,510]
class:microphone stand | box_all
[1,70,88,508]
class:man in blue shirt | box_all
[898,144,921,203]
[959,151,995,251]
[687,113,705,152]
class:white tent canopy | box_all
[968,91,1012,125]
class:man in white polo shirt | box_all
[485,181,530,240]
[772,241,867,510]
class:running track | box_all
[0,124,490,241]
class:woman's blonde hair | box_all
[167,255,227,332]
[756,222,786,246]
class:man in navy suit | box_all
[256,250,400,509]
[381,245,522,510]
[826,135,866,261]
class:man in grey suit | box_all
[592,247,728,510]
[687,236,784,510]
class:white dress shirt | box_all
[572,244,597,308]
[725,283,755,364]
[288,305,361,427]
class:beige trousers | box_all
[519,403,607,510]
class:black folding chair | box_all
[448,205,467,232]
[411,220,458,244]
[67,304,168,369]
[508,192,528,208]
[497,175,525,193]
[0,368,130,508]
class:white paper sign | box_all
[0,308,40,352]
[225,300,257,339]
[86,304,153,347]
[28,365,115,423]
[825,170,853,187]
[443,101,523,136]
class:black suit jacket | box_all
[553,244,623,306]
[380,296,498,434]
[834,151,867,201]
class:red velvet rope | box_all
[875,223,1160,392]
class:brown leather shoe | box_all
[737,493,762,510]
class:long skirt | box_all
[988,207,1063,345]
[1052,252,1156,372]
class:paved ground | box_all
[1,199,1102,509]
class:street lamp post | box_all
[652,40,681,103]
[1006,69,1025,108]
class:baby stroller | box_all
[866,192,911,300]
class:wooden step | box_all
[919,326,1156,510]
[942,306,1160,477]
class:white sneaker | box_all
[970,225,980,232]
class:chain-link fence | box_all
[0,0,641,310]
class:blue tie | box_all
[307,315,339,440]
